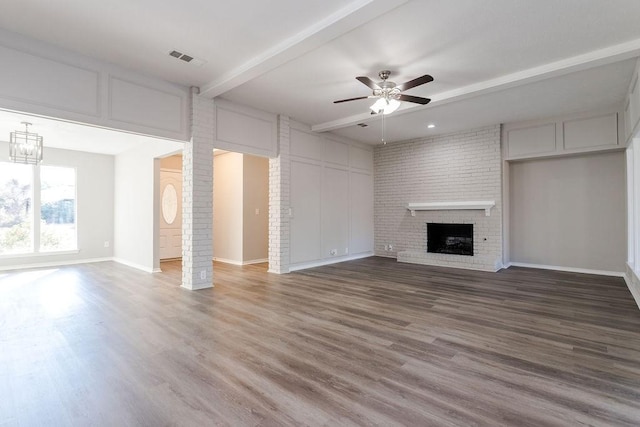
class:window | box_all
[0,163,32,254]
[0,162,76,255]
[40,166,76,252]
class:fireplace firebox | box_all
[427,223,473,256]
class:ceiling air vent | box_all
[168,50,206,66]
[357,123,368,128]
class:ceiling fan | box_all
[334,70,433,114]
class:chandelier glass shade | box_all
[9,122,43,165]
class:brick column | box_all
[268,115,291,273]
[182,88,214,290]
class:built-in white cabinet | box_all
[504,111,621,161]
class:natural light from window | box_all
[0,163,32,254]
[40,166,76,252]
[0,162,76,255]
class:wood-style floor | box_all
[1,257,640,426]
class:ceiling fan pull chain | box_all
[381,110,386,145]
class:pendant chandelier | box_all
[9,122,43,165]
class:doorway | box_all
[157,151,269,266]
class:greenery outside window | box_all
[0,162,77,255]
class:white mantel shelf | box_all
[407,201,496,217]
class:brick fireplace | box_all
[373,125,503,272]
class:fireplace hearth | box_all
[427,223,473,256]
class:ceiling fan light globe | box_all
[370,98,400,115]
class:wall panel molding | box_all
[504,109,622,161]
[0,43,101,117]
[0,29,190,141]
[108,75,184,134]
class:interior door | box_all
[159,170,182,259]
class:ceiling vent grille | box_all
[168,50,206,66]
[357,123,368,127]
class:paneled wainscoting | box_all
[1,258,640,425]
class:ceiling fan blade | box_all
[333,96,372,104]
[397,74,433,91]
[356,76,381,90]
[398,94,431,105]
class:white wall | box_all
[114,140,183,272]
[510,151,626,272]
[213,152,243,263]
[286,120,374,271]
[0,142,114,269]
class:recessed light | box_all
[427,124,435,129]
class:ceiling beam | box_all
[312,38,640,132]
[199,0,408,98]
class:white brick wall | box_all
[268,115,291,273]
[374,125,503,271]
[182,89,215,289]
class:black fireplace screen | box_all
[427,223,473,256]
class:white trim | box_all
[407,201,495,216]
[180,282,213,291]
[507,261,625,277]
[213,257,268,266]
[0,249,80,260]
[0,256,112,271]
[242,258,268,265]
[112,257,157,273]
[624,263,640,310]
[212,257,243,266]
[286,252,373,272]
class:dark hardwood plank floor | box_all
[1,257,640,426]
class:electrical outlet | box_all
[200,270,206,280]
[104,241,110,248]
[388,244,393,251]
[330,249,337,256]
[255,208,260,215]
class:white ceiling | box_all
[1,0,640,146]
[0,110,171,155]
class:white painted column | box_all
[268,115,291,273]
[182,88,214,290]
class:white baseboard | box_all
[243,258,268,265]
[0,257,113,272]
[212,257,242,266]
[506,262,625,277]
[213,257,268,266]
[288,252,373,272]
[181,283,214,291]
[112,258,157,273]
[624,263,640,310]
